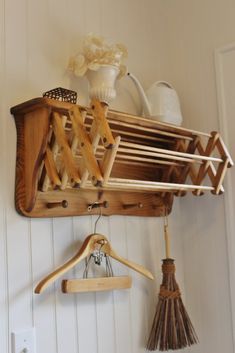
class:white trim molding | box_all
[215,42,235,352]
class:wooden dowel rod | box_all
[57,151,184,167]
[105,109,212,137]
[119,141,223,163]
[111,160,167,168]
[109,128,175,144]
[76,120,176,145]
[108,177,214,191]
[116,147,198,163]
[164,225,170,259]
[96,144,211,164]
[107,152,185,166]
[107,119,194,141]
[123,202,143,210]
[47,200,68,209]
[66,180,214,193]
[114,154,185,166]
[103,183,213,193]
[85,108,211,138]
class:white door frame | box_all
[215,42,235,351]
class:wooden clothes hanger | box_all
[35,233,154,294]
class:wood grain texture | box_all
[35,233,153,293]
[14,107,51,214]
[62,276,132,293]
[11,97,232,218]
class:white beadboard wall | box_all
[1,1,234,353]
[155,1,235,353]
[0,1,186,353]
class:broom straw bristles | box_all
[147,259,198,351]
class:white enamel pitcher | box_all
[128,72,183,126]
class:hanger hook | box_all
[94,205,102,233]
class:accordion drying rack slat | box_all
[10,97,233,218]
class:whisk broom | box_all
[146,213,198,351]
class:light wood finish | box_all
[80,112,101,187]
[61,276,132,293]
[107,118,194,141]
[34,233,154,293]
[61,109,87,189]
[19,189,172,217]
[53,112,81,185]
[44,147,61,188]
[13,106,51,213]
[164,225,170,259]
[68,106,103,186]
[91,98,115,148]
[106,108,211,138]
[10,97,233,217]
[119,141,223,163]
[42,115,67,192]
[101,135,121,184]
[213,158,230,194]
[217,135,234,167]
[79,100,115,187]
[108,178,214,192]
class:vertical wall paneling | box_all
[52,218,78,353]
[153,1,235,352]
[215,42,235,350]
[31,219,57,353]
[1,1,189,353]
[72,215,98,353]
[91,215,116,353]
[109,216,132,353]
[5,2,32,353]
[125,217,148,352]
[139,216,162,335]
[0,0,8,351]
[142,217,162,333]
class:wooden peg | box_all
[123,202,143,210]
[47,200,68,209]
[87,200,109,211]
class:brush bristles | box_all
[146,259,198,351]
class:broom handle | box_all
[164,225,171,259]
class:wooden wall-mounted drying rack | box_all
[10,97,233,218]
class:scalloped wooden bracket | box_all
[10,97,232,218]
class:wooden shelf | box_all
[10,97,233,217]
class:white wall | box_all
[0,1,186,353]
[1,1,234,353]
[154,1,235,352]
